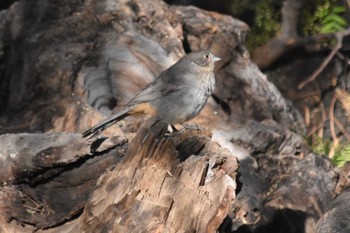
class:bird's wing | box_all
[126,69,182,107]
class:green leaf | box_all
[330,14,348,26]
[321,14,348,27]
[332,145,350,167]
[333,23,346,31]
[320,23,337,33]
[332,6,347,14]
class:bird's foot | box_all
[183,124,205,131]
[164,124,204,137]
[164,125,178,137]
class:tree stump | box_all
[0,120,238,232]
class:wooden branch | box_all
[306,118,327,137]
[252,18,348,69]
[280,0,305,40]
[318,95,327,139]
[252,31,336,69]
[298,28,350,89]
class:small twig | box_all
[298,38,340,89]
[304,106,310,127]
[21,192,42,208]
[329,95,338,158]
[298,28,350,89]
[22,204,44,213]
[310,93,325,139]
[290,91,320,100]
[307,119,327,137]
[306,91,327,137]
[319,97,327,139]
[334,116,350,142]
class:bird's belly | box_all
[157,88,209,124]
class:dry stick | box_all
[320,98,327,139]
[329,95,339,158]
[307,120,327,137]
[334,116,350,142]
[298,28,350,89]
[291,91,320,100]
[311,94,326,139]
[298,36,341,89]
[304,106,310,127]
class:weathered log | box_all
[0,132,126,229]
[78,120,237,233]
[0,120,238,232]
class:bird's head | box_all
[189,50,221,71]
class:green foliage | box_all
[249,1,280,46]
[309,135,350,167]
[301,0,348,35]
[231,0,349,49]
[320,5,348,33]
[309,135,332,155]
[301,0,333,35]
[332,144,350,166]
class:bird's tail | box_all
[82,107,130,138]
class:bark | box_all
[252,0,306,69]
[0,0,345,233]
[0,133,127,229]
[0,120,238,232]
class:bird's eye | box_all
[205,54,210,59]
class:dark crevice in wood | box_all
[182,26,192,53]
[24,150,112,187]
[90,137,109,153]
[212,94,231,115]
[199,162,209,186]
[176,137,206,162]
[36,206,84,230]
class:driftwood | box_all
[0,0,347,232]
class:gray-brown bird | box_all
[82,50,221,138]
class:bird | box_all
[82,50,221,138]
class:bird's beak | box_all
[213,55,221,62]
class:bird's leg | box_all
[170,125,178,132]
[183,123,205,131]
[164,124,204,137]
[164,124,178,137]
